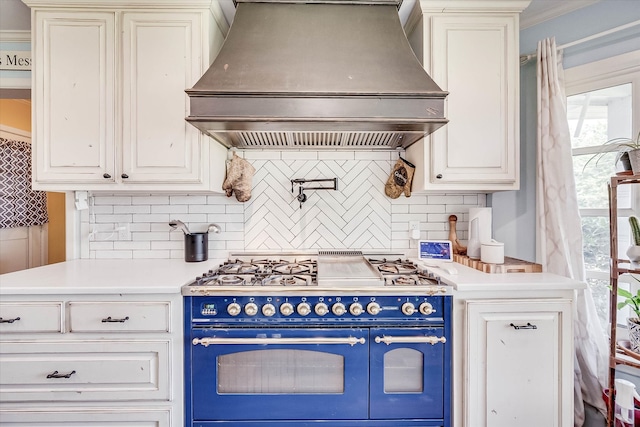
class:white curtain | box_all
[535,38,609,426]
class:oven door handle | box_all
[193,336,367,347]
[374,335,446,345]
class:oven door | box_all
[190,327,369,421]
[370,327,449,420]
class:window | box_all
[566,51,640,331]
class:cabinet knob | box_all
[121,173,129,179]
[436,174,443,179]
[103,173,111,179]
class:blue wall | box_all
[491,1,640,262]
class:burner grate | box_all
[261,275,313,287]
[188,254,440,289]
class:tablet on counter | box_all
[418,240,453,263]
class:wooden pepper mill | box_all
[448,215,467,255]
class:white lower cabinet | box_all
[0,293,182,426]
[463,298,573,427]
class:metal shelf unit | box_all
[607,175,640,427]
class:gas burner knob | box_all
[367,302,381,316]
[332,302,346,316]
[280,302,294,316]
[349,303,364,316]
[401,302,416,316]
[262,303,276,317]
[244,302,258,316]
[419,302,435,315]
[297,302,311,316]
[315,302,329,316]
[227,302,241,316]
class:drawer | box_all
[0,408,170,426]
[68,301,170,333]
[0,340,169,402]
[0,303,62,333]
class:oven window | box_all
[383,348,424,393]
[217,349,344,394]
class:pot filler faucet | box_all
[291,178,338,209]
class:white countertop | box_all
[423,262,587,291]
[0,259,222,295]
[0,259,586,295]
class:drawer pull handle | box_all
[101,316,130,323]
[47,370,76,379]
[510,322,537,330]
[0,317,20,324]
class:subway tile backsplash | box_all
[84,151,486,260]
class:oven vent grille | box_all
[318,250,363,256]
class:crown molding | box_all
[417,0,531,14]
[0,31,31,43]
[519,0,599,29]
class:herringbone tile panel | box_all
[245,159,392,250]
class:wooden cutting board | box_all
[453,254,543,274]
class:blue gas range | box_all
[183,251,452,427]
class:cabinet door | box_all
[465,299,572,427]
[121,13,206,185]
[32,11,116,184]
[408,15,519,192]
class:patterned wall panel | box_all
[244,159,392,250]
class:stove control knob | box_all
[262,303,276,317]
[280,302,294,316]
[332,302,346,316]
[315,302,329,316]
[244,302,258,316]
[227,302,241,317]
[297,302,311,316]
[401,302,416,316]
[367,302,381,316]
[349,303,364,316]
[419,302,435,315]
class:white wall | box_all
[83,150,485,261]
[0,0,30,31]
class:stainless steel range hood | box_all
[186,0,448,150]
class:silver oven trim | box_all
[374,335,446,345]
[193,336,367,347]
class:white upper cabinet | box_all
[32,11,116,184]
[26,1,228,192]
[121,12,203,185]
[405,1,530,192]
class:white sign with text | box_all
[0,51,31,70]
